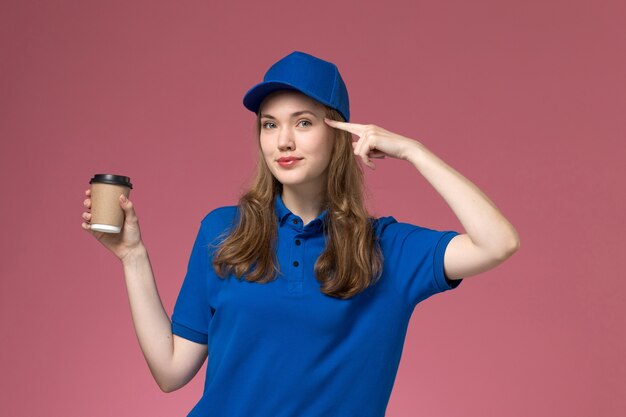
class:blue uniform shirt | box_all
[171,194,463,417]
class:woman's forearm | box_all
[406,142,520,258]
[121,244,175,390]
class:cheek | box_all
[259,138,272,157]
[321,135,335,161]
[258,144,274,168]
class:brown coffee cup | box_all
[88,174,133,233]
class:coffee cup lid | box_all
[89,174,133,189]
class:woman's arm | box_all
[121,245,208,392]
[82,190,207,392]
[404,142,520,279]
[323,119,520,280]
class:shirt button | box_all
[295,239,301,246]
[293,261,299,267]
[292,219,298,224]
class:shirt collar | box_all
[274,194,328,232]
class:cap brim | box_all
[243,81,319,115]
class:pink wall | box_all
[1,0,624,416]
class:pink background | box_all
[1,0,624,416]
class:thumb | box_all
[119,194,135,216]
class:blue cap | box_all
[243,51,350,122]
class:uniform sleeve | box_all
[375,216,463,309]
[171,222,212,344]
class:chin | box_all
[274,177,305,186]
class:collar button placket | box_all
[288,228,304,295]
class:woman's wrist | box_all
[120,242,148,265]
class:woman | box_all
[81,51,519,417]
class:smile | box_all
[278,159,302,168]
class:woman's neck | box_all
[281,187,326,225]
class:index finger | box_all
[324,118,366,136]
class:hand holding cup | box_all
[81,175,143,262]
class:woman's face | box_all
[259,90,334,192]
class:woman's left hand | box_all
[324,118,421,170]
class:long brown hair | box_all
[211,106,383,299]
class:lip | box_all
[277,157,303,168]
[277,157,303,162]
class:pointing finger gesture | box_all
[324,118,420,170]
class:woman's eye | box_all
[262,120,311,129]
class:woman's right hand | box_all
[81,189,144,262]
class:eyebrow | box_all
[259,110,319,120]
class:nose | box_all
[277,126,295,151]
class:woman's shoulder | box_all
[198,204,240,242]
[201,204,239,224]
[370,215,398,236]
[370,214,447,238]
